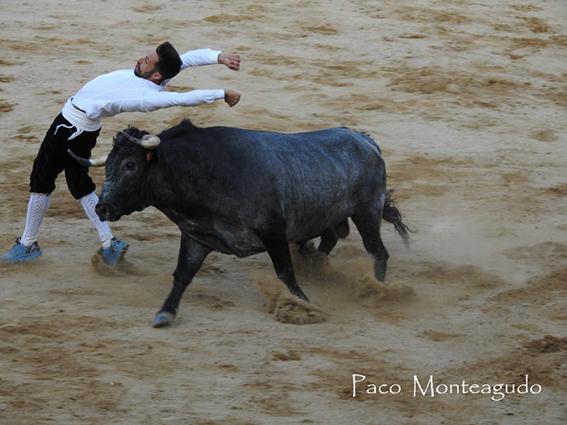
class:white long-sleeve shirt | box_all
[61,48,225,131]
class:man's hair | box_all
[155,41,182,81]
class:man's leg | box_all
[20,192,51,247]
[1,115,67,262]
[80,191,113,249]
[0,191,48,261]
[65,129,128,265]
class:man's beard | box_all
[134,64,156,79]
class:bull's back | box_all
[160,124,385,241]
[230,127,384,238]
[212,126,383,186]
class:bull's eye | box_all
[125,161,135,170]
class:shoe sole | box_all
[118,244,129,261]
[103,243,129,266]
[1,252,42,263]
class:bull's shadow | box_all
[69,120,409,327]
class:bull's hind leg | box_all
[351,208,389,282]
[154,234,212,327]
[298,220,349,257]
[318,220,350,255]
[317,228,339,255]
[261,233,309,302]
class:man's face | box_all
[134,51,160,79]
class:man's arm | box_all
[180,49,221,69]
[180,49,240,71]
[125,89,240,112]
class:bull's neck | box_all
[141,160,176,208]
[141,156,198,210]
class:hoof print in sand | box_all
[271,293,328,325]
[351,275,415,307]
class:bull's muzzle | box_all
[95,203,111,221]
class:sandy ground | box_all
[1,0,566,423]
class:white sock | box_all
[80,192,113,249]
[21,193,51,247]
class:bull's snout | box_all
[95,203,111,222]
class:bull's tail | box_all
[382,190,411,246]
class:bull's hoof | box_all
[293,289,310,303]
[153,311,176,328]
[298,241,317,256]
[374,262,387,283]
[311,250,330,264]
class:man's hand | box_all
[218,53,240,71]
[224,89,241,107]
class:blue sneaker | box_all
[98,238,128,266]
[0,237,42,263]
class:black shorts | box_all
[29,113,100,199]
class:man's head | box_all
[134,41,182,84]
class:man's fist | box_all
[218,53,240,71]
[224,89,241,107]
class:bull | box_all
[69,120,409,327]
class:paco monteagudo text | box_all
[352,374,542,401]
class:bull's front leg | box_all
[153,234,212,328]
[261,233,310,302]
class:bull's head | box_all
[68,127,160,222]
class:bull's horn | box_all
[119,130,161,150]
[67,149,107,167]
[140,134,161,149]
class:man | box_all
[1,41,241,265]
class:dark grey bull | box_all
[69,120,409,327]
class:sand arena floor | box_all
[0,0,566,424]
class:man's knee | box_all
[68,177,96,200]
[29,169,56,195]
